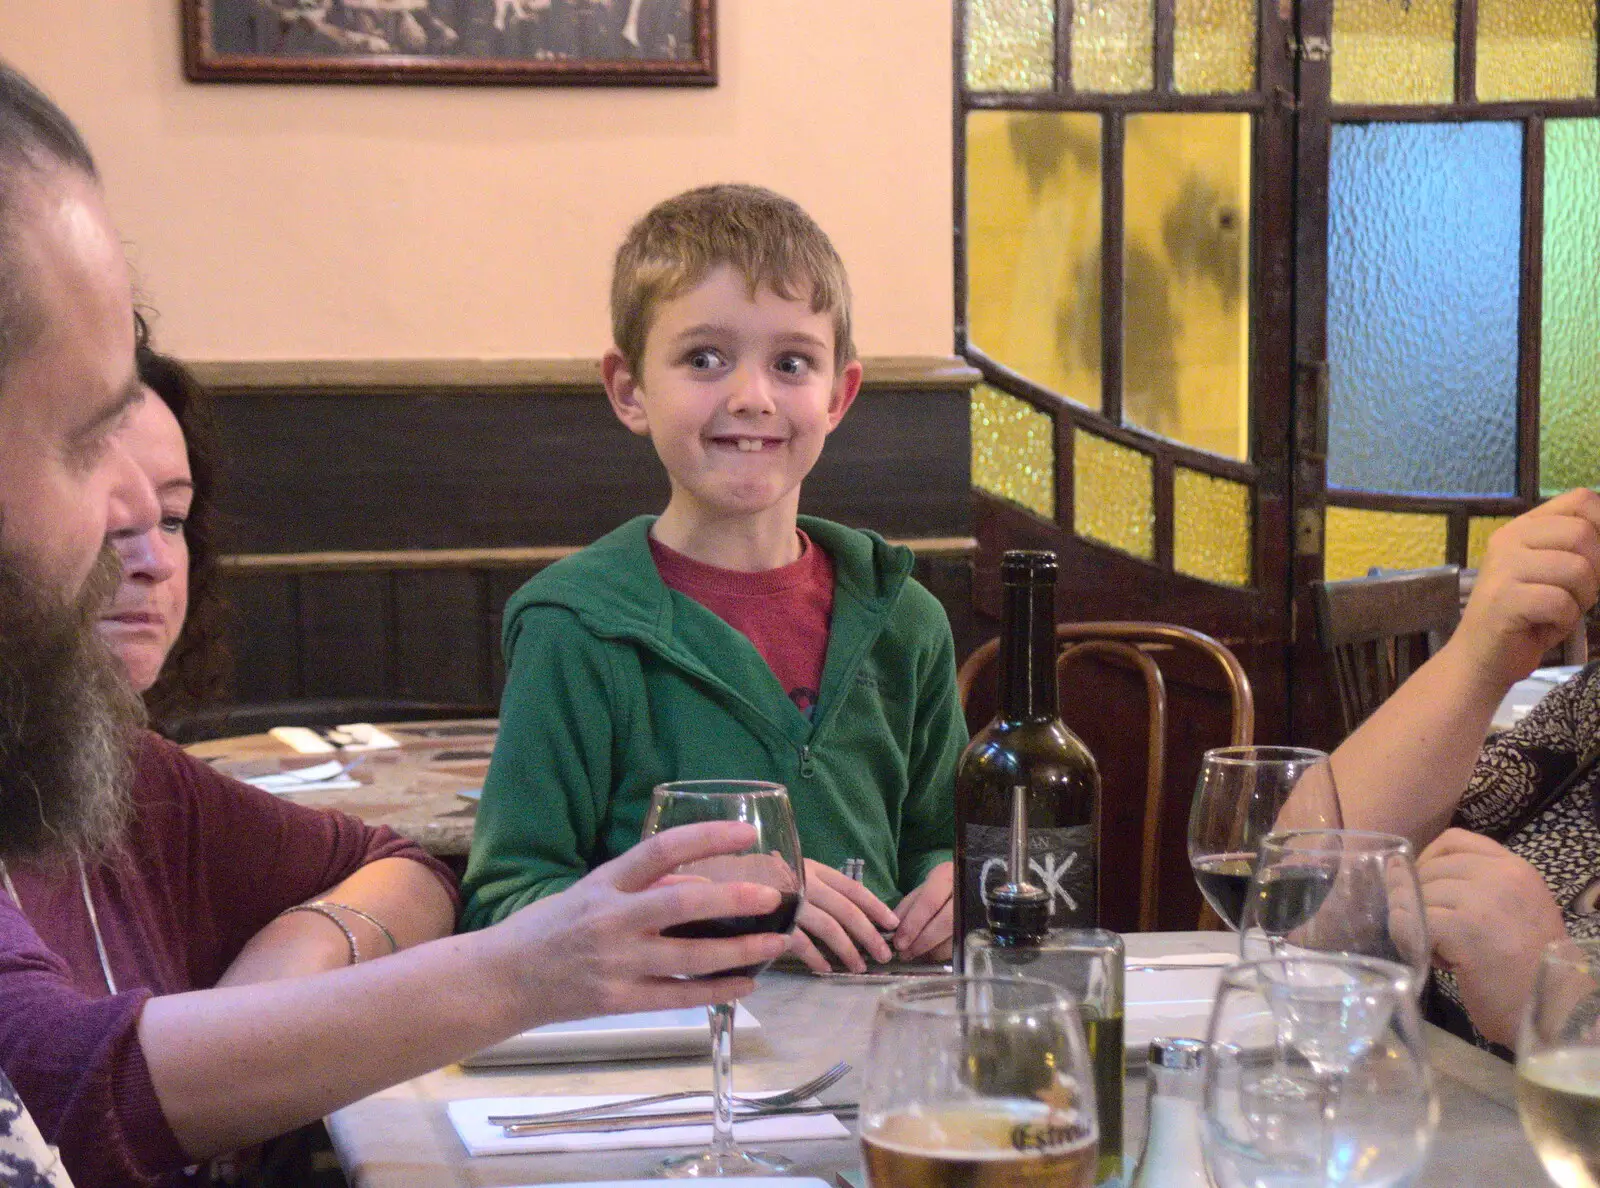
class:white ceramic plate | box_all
[1124,965,1224,1055]
[461,1005,762,1068]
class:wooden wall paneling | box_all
[485,565,550,704]
[222,573,302,702]
[296,571,394,698]
[391,569,493,706]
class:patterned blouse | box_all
[0,1069,73,1187]
[1432,662,1600,1044]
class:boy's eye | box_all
[775,354,815,377]
[686,348,725,371]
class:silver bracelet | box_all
[314,900,399,955]
[277,903,359,965]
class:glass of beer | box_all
[860,975,1098,1188]
[1517,938,1600,1188]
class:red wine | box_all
[1192,852,1254,930]
[661,891,801,978]
[1252,864,1335,936]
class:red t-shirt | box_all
[650,530,835,718]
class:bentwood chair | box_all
[956,622,1254,932]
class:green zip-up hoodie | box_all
[461,515,966,927]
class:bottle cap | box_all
[985,882,1051,942]
[1147,1036,1207,1071]
[1000,550,1058,582]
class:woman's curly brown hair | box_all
[133,314,232,730]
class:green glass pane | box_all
[1123,112,1251,460]
[1541,120,1600,495]
[1333,0,1455,104]
[965,0,1056,92]
[972,384,1057,519]
[1174,0,1257,93]
[965,111,1103,413]
[1074,429,1154,560]
[1324,507,1448,582]
[1073,0,1154,93]
[1174,467,1252,585]
[1479,0,1596,102]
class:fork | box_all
[486,1060,850,1128]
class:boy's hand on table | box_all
[787,858,898,973]
[892,862,954,961]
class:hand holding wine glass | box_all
[642,780,805,1177]
[1517,938,1600,1188]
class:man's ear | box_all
[602,348,651,437]
[825,359,864,431]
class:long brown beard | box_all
[0,544,145,863]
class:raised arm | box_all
[1329,489,1600,846]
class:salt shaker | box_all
[1128,1037,1210,1188]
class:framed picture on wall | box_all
[182,0,715,86]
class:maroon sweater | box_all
[0,733,458,1188]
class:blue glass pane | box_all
[1327,123,1521,496]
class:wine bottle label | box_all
[962,823,1096,929]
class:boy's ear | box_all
[602,347,651,437]
[825,359,864,432]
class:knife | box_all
[500,1101,858,1137]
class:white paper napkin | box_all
[447,1093,850,1157]
[242,761,362,795]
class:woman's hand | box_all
[891,861,953,961]
[1448,489,1600,691]
[1417,828,1567,1046]
[785,858,899,973]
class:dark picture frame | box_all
[182,0,715,86]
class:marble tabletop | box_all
[323,931,1548,1187]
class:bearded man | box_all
[0,61,793,1188]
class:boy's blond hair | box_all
[611,183,855,376]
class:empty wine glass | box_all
[1239,830,1429,988]
[1203,956,1437,1188]
[642,780,805,1177]
[1189,747,1342,931]
[1517,938,1600,1188]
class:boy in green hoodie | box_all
[462,184,966,972]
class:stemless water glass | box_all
[1238,830,1429,987]
[641,780,804,1178]
[1202,957,1437,1188]
[860,975,1099,1188]
[1189,747,1342,931]
[1517,938,1600,1188]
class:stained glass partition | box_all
[1123,112,1251,460]
[1073,0,1155,93]
[1327,122,1521,497]
[1332,0,1455,105]
[965,111,1104,412]
[1324,507,1449,582]
[964,0,1056,92]
[1478,0,1597,103]
[1466,516,1514,570]
[1074,429,1155,559]
[1174,468,1252,585]
[1174,0,1256,94]
[972,384,1057,520]
[1540,120,1600,496]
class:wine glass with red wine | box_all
[642,780,805,1177]
[1187,747,1341,931]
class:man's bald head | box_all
[0,63,98,383]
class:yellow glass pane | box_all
[1123,113,1251,459]
[1323,506,1449,581]
[1074,428,1154,559]
[965,111,1103,412]
[965,0,1057,92]
[1466,515,1514,569]
[1174,468,1252,585]
[1332,0,1455,105]
[1073,0,1155,93]
[972,384,1057,519]
[1174,0,1257,93]
[1478,0,1597,101]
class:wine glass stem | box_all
[708,1001,737,1156]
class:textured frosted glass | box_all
[1124,113,1251,459]
[1541,120,1600,496]
[965,0,1056,92]
[1479,0,1596,102]
[1175,0,1257,93]
[1327,123,1520,497]
[1174,468,1252,586]
[1333,0,1455,105]
[1073,0,1155,93]
[1466,516,1514,570]
[1074,429,1155,559]
[972,384,1057,520]
[966,111,1103,412]
[1323,507,1449,582]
